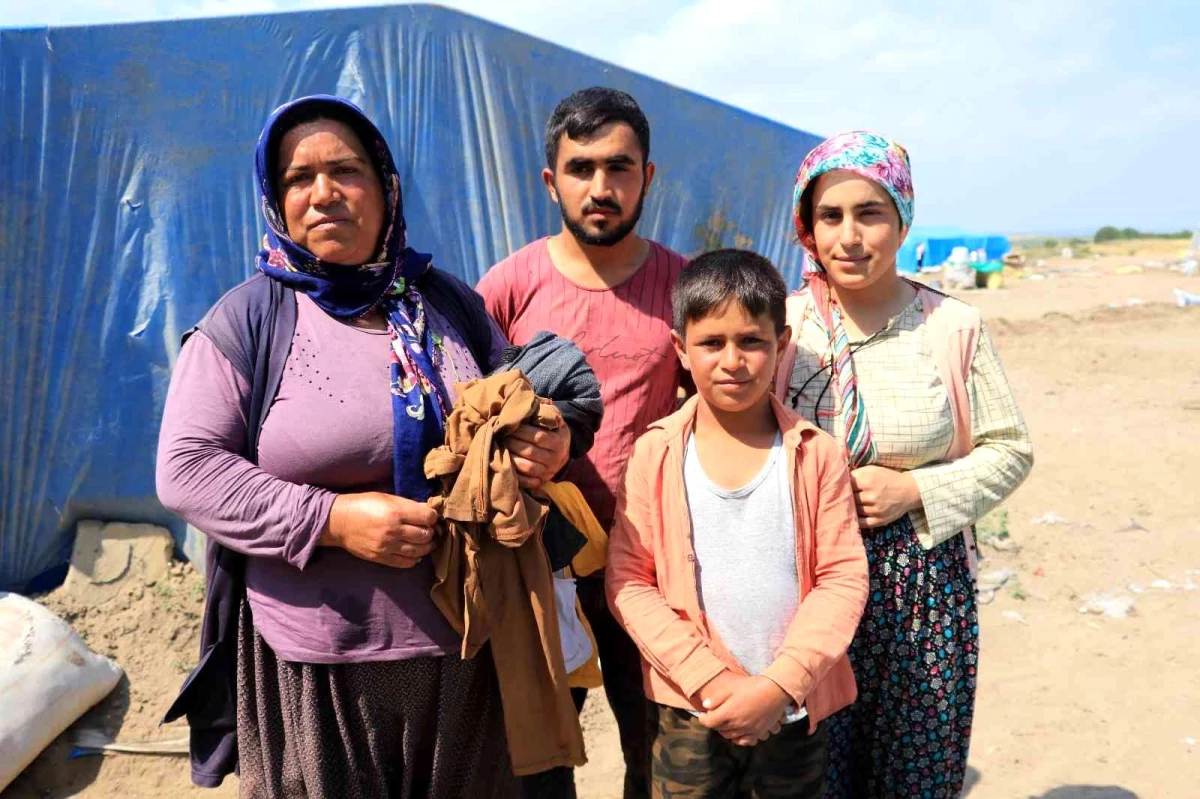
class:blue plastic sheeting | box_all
[897,226,1010,273]
[0,4,823,591]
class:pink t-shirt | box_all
[477,238,688,529]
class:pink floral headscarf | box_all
[787,130,914,470]
[792,130,914,276]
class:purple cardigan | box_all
[160,270,498,788]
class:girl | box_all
[776,131,1033,797]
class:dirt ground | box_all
[6,244,1198,799]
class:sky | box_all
[3,0,1197,235]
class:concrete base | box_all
[63,521,174,604]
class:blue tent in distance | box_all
[897,226,1010,273]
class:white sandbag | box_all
[0,592,123,791]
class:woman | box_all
[157,95,570,798]
[776,131,1033,797]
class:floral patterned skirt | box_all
[826,514,978,799]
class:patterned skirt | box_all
[235,601,517,799]
[826,515,978,799]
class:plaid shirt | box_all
[785,295,1033,548]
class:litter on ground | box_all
[70,729,189,759]
[1175,288,1200,308]
[1078,591,1136,618]
[985,537,1020,552]
[979,569,1015,592]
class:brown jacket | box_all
[424,370,586,776]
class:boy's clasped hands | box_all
[697,670,795,747]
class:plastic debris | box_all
[1116,518,1147,533]
[977,588,996,605]
[1032,566,1045,578]
[1000,610,1029,626]
[70,729,189,759]
[979,569,1014,592]
[0,595,123,791]
[1032,512,1069,526]
[1127,577,1197,593]
[985,536,1020,552]
[1176,288,1200,308]
[1078,591,1136,618]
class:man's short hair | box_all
[544,87,650,169]
[672,249,788,336]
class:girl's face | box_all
[809,170,906,293]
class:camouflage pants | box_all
[651,705,827,798]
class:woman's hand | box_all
[320,492,438,568]
[505,423,571,490]
[849,465,922,530]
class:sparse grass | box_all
[1090,237,1189,258]
[976,508,1010,542]
[1013,236,1188,263]
[1014,244,1093,261]
[1009,583,1028,601]
[155,584,175,599]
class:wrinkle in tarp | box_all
[0,4,821,590]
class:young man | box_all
[605,249,869,798]
[477,87,688,798]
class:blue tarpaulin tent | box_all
[897,226,1010,273]
[0,4,824,591]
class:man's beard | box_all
[559,184,647,247]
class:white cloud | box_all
[582,0,1198,231]
[4,0,1197,230]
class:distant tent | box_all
[897,226,1010,273]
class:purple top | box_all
[157,293,504,663]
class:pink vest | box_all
[772,283,982,575]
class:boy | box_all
[605,249,868,798]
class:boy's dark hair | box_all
[544,87,650,169]
[672,249,788,336]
